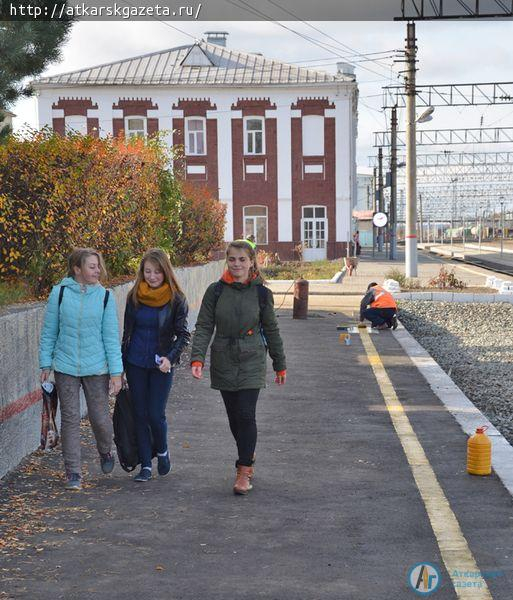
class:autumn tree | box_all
[0,129,165,294]
[158,176,226,265]
[0,7,73,140]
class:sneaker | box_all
[134,467,152,482]
[157,452,171,476]
[100,452,115,474]
[65,473,82,491]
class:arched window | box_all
[244,117,265,155]
[302,115,324,156]
[244,205,268,244]
[185,117,206,155]
[125,116,147,139]
[65,115,87,135]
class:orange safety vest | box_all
[370,285,397,309]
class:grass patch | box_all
[0,280,33,307]
[262,259,342,280]
[384,268,421,290]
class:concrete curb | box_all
[394,291,513,303]
[392,324,513,499]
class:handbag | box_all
[113,386,156,472]
[40,382,59,450]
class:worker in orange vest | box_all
[359,282,398,330]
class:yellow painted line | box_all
[453,263,491,278]
[359,328,493,599]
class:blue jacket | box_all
[125,303,162,369]
[39,277,123,377]
[122,293,190,368]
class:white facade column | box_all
[37,92,54,129]
[93,91,114,137]
[276,105,293,242]
[217,104,235,241]
[335,91,351,243]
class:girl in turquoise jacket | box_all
[39,248,123,491]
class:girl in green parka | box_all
[191,239,286,495]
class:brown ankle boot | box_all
[233,466,253,495]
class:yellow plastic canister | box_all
[467,426,492,476]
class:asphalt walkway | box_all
[2,286,513,598]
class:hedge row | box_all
[0,129,226,295]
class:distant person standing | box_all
[353,230,361,256]
[359,282,398,330]
[39,248,123,491]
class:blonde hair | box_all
[225,240,261,279]
[128,248,183,307]
[67,248,107,280]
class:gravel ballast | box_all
[399,300,513,444]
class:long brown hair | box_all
[67,248,107,281]
[128,248,183,307]
[226,240,262,280]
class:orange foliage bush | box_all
[0,129,227,297]
[159,179,226,265]
[0,129,165,294]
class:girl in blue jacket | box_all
[39,248,123,491]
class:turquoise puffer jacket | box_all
[39,277,123,377]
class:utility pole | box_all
[378,146,384,252]
[390,106,398,259]
[372,166,377,257]
[419,192,424,243]
[501,199,505,256]
[405,21,418,276]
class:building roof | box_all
[353,210,374,220]
[34,40,354,88]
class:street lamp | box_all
[416,106,435,123]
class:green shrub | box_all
[384,268,420,290]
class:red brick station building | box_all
[34,32,358,261]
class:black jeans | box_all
[220,389,260,467]
[363,307,396,327]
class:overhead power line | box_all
[396,0,513,20]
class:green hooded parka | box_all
[191,275,286,391]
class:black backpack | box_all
[58,285,110,309]
[113,388,156,472]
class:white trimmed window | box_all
[244,205,268,245]
[65,115,87,135]
[185,117,206,155]
[125,116,147,139]
[302,115,324,156]
[244,117,265,155]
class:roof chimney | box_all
[337,62,355,79]
[204,31,229,47]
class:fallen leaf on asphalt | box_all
[155,565,165,571]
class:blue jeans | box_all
[125,363,174,469]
